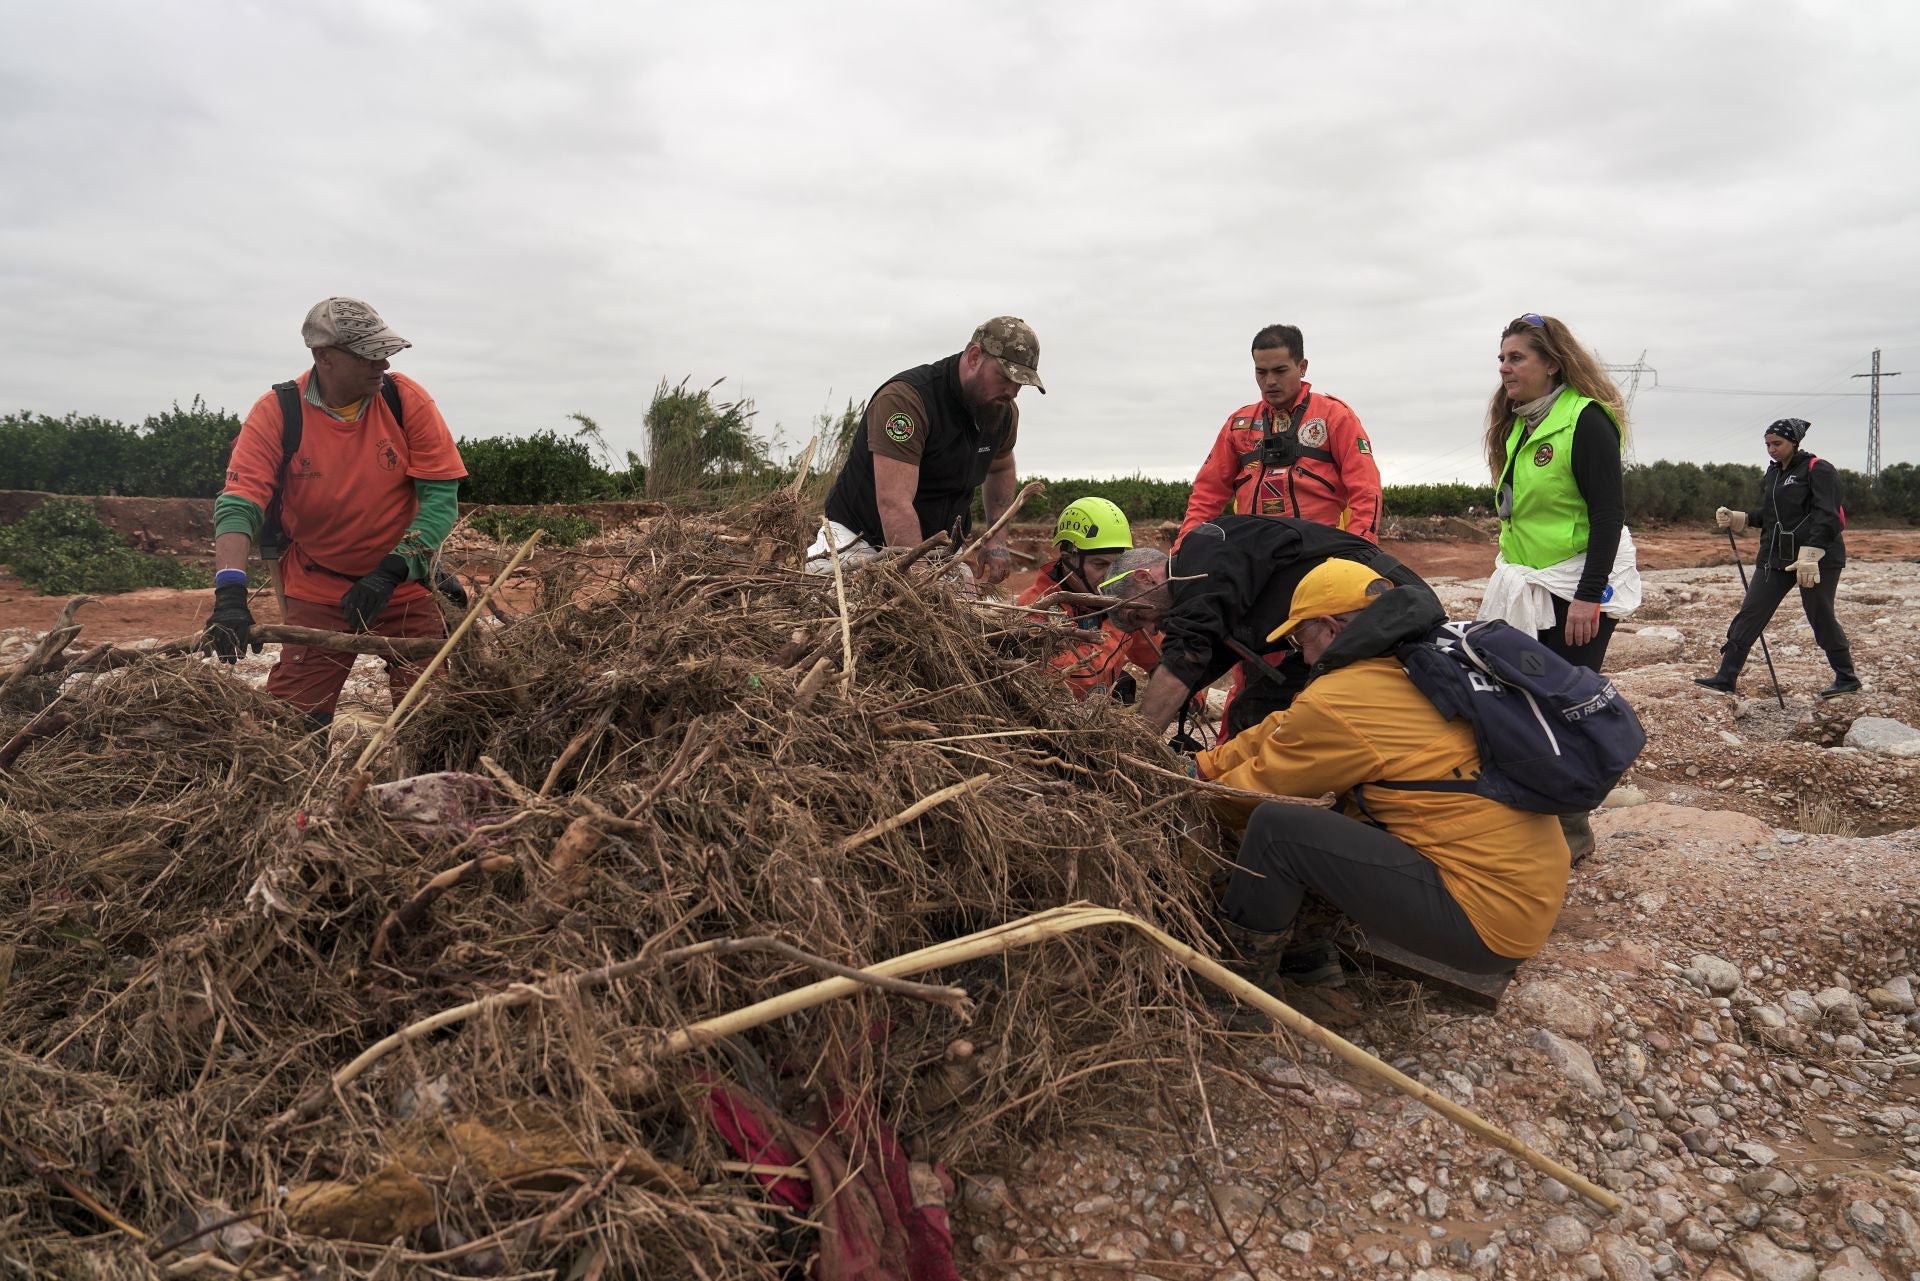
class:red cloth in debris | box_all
[702,1080,961,1281]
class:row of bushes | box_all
[4,399,1916,525]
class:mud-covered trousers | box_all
[1220,803,1519,975]
[1716,564,1848,674]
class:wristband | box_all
[214,569,249,588]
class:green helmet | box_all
[1054,497,1133,553]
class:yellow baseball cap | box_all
[1266,560,1388,643]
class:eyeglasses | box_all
[1513,313,1545,329]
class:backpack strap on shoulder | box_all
[380,374,403,425]
[272,380,303,464]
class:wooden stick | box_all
[0,618,83,698]
[268,935,971,1132]
[821,517,855,685]
[956,480,1045,565]
[893,530,951,573]
[835,774,993,854]
[0,705,74,773]
[351,529,543,778]
[369,853,519,965]
[649,903,1622,1214]
[784,436,818,497]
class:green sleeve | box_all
[213,494,265,542]
[391,478,462,580]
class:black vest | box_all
[824,354,1011,546]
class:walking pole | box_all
[1726,528,1786,710]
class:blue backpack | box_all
[1389,620,1646,815]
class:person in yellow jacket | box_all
[1194,560,1571,984]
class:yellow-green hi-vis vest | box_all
[1497,388,1620,569]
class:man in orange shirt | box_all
[1014,498,1165,702]
[202,297,468,729]
[1195,561,1569,986]
[1177,324,1382,546]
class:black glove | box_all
[341,554,410,631]
[203,583,259,663]
[1111,672,1138,706]
[1167,730,1205,755]
[432,568,469,609]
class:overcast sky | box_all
[3,1,1916,487]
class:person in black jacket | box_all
[1107,515,1441,737]
[1695,419,1859,698]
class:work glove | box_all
[202,583,260,663]
[341,554,410,631]
[1714,507,1747,533]
[1794,546,1823,589]
[432,568,469,609]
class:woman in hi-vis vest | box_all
[1476,313,1641,672]
[1475,314,1641,867]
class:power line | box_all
[1647,384,1919,397]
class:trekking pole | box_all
[1726,528,1786,710]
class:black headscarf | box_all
[1766,418,1810,444]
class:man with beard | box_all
[811,317,1041,586]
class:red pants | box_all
[265,594,446,716]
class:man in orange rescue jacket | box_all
[1014,498,1165,702]
[1177,324,1382,546]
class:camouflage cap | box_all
[301,297,412,361]
[970,315,1045,394]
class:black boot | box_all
[1819,649,1861,699]
[1692,672,1736,693]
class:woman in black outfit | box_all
[1694,418,1859,698]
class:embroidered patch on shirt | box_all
[1355,437,1372,454]
[1299,419,1328,448]
[884,413,916,443]
[1533,443,1555,467]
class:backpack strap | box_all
[272,380,303,468]
[380,374,403,425]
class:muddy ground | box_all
[4,494,1919,1279]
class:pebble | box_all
[1542,1215,1593,1253]
[1818,1245,1889,1281]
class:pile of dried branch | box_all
[0,495,1280,1279]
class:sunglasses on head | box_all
[1513,313,1546,329]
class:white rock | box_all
[1818,1245,1887,1281]
[1533,1030,1607,1096]
[1513,981,1604,1039]
[1689,953,1743,996]
[1541,1214,1592,1253]
[1842,716,1920,757]
[1731,1233,1816,1281]
[1865,975,1915,1014]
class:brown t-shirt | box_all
[865,383,1019,465]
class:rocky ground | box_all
[3,515,1918,1280]
[947,557,1920,1280]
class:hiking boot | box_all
[1212,916,1289,988]
[1819,675,1862,699]
[1692,672,1737,693]
[1558,812,1597,866]
[1275,938,1346,988]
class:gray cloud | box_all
[2,0,1914,487]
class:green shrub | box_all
[458,431,605,505]
[468,508,600,548]
[0,498,210,595]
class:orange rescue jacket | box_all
[1177,384,1381,546]
[1017,563,1166,701]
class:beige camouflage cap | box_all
[970,315,1045,394]
[301,297,412,360]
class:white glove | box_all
[1794,546,1823,589]
[1715,507,1747,533]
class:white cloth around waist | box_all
[1477,526,1641,633]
